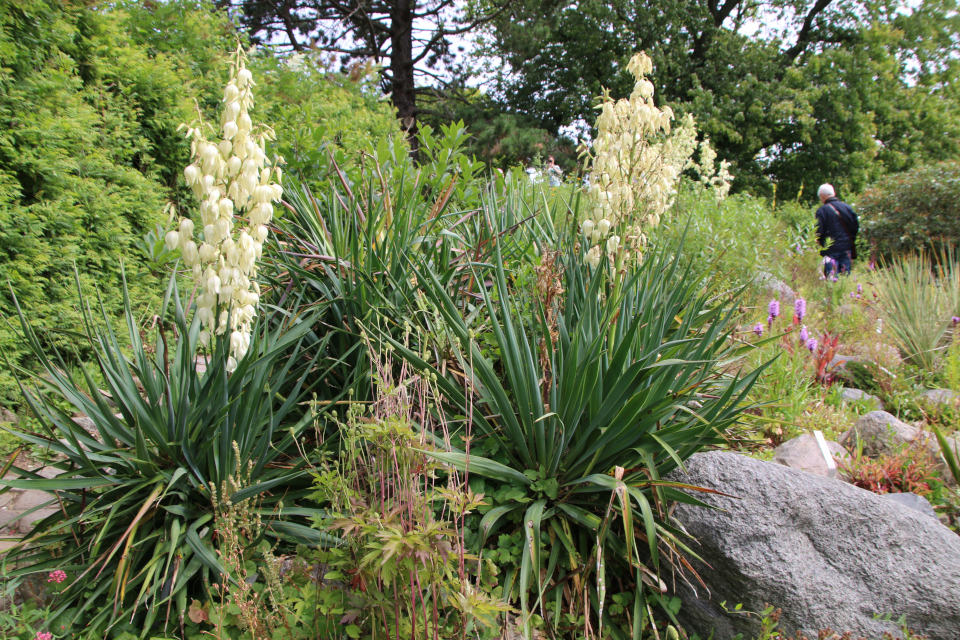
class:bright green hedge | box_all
[858,161,960,262]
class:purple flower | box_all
[856,294,861,300]
[857,283,863,294]
[799,326,809,343]
[831,275,839,282]
[753,323,764,336]
[767,315,774,328]
[953,316,960,326]
[806,338,818,352]
[849,292,854,298]
[768,299,780,319]
[794,298,806,321]
[795,243,802,254]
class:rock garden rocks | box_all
[669,451,960,640]
[772,434,848,478]
[919,388,958,408]
[753,271,796,303]
[838,411,938,458]
[838,387,883,410]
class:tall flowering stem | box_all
[579,52,730,269]
[168,46,283,371]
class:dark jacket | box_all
[815,197,859,258]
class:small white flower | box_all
[581,219,595,236]
[165,230,180,252]
[226,356,238,372]
[179,218,195,238]
[183,164,200,186]
[207,274,221,295]
[597,219,611,236]
[606,235,620,253]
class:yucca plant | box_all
[374,237,765,638]
[263,165,566,408]
[875,253,951,371]
[0,271,336,636]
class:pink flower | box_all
[753,322,763,337]
[799,326,809,343]
[47,570,67,584]
[806,338,818,352]
[35,633,53,640]
[768,299,780,319]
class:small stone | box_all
[772,434,849,478]
[882,492,938,520]
[839,387,883,410]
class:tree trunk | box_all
[390,0,419,161]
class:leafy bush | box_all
[858,162,960,261]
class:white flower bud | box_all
[226,357,238,372]
[215,217,231,241]
[179,218,195,238]
[591,230,601,244]
[207,274,221,294]
[218,139,232,157]
[254,225,269,242]
[199,330,211,348]
[222,120,238,140]
[218,197,234,218]
[581,220,594,236]
[202,174,215,192]
[597,219,611,236]
[274,167,283,184]
[184,164,200,186]
[223,83,239,103]
[238,113,252,133]
[201,143,219,167]
[259,168,271,186]
[224,102,240,123]
[182,241,199,265]
[165,230,180,252]
[271,183,283,201]
[237,68,253,88]
[227,156,242,176]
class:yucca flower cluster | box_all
[166,46,283,371]
[579,52,731,268]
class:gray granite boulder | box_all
[772,434,848,478]
[669,451,960,640]
[838,411,937,458]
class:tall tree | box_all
[477,0,960,196]
[222,0,511,157]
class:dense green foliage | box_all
[477,0,960,197]
[0,0,397,408]
[857,161,960,261]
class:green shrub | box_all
[858,162,960,262]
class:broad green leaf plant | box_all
[377,235,765,638]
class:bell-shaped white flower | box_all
[179,218,195,238]
[165,230,180,252]
[597,219,611,236]
[184,164,200,186]
[581,219,595,237]
[606,235,620,253]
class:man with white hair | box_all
[815,183,859,276]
